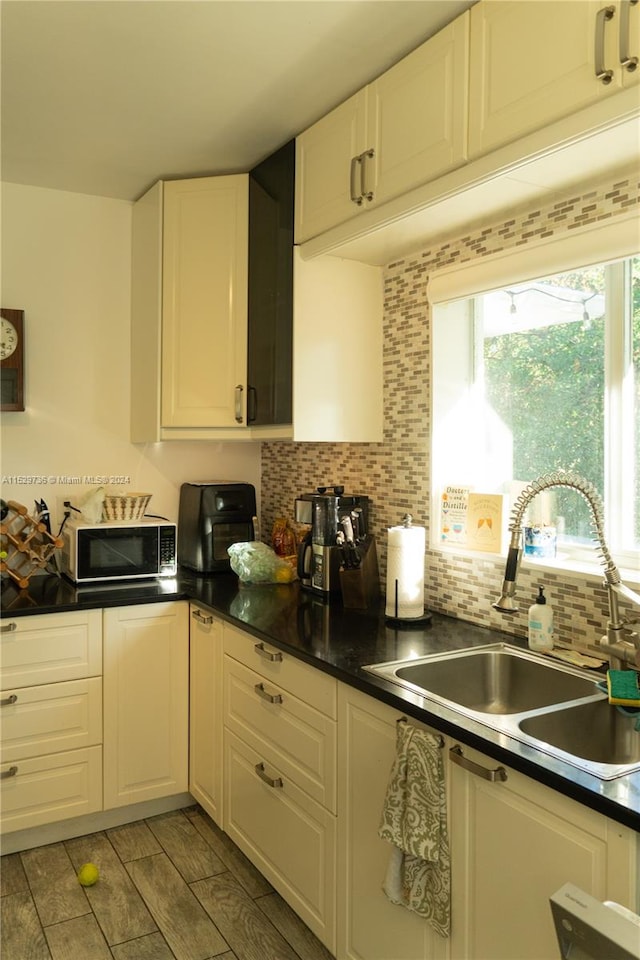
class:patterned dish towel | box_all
[378,720,451,937]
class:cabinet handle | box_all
[254,641,283,663]
[350,155,364,205]
[595,5,616,84]
[255,761,284,789]
[254,682,283,705]
[0,622,17,634]
[234,384,244,423]
[449,744,507,782]
[0,694,18,706]
[247,386,257,424]
[620,0,638,70]
[361,148,375,202]
[1,766,18,779]
[192,609,213,625]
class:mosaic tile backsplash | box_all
[261,169,639,650]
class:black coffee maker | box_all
[295,486,369,596]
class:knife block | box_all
[340,536,380,609]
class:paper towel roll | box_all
[385,523,426,619]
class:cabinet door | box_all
[224,729,336,952]
[162,176,248,428]
[247,140,294,426]
[337,684,447,960]
[295,89,367,243]
[189,605,223,826]
[449,741,638,960]
[103,602,188,809]
[468,1,622,157]
[368,12,469,207]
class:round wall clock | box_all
[1,308,25,411]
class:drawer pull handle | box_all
[255,762,283,789]
[254,682,283,705]
[254,642,283,663]
[192,610,214,625]
[1,694,18,706]
[0,622,17,634]
[595,5,615,84]
[449,744,507,782]
[1,766,18,779]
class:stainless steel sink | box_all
[365,644,597,715]
[519,699,640,769]
[391,646,596,714]
[363,643,640,780]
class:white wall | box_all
[0,182,260,527]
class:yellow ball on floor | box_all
[77,863,99,886]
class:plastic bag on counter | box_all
[228,541,296,584]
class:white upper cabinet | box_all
[295,90,368,246]
[162,177,248,430]
[131,176,249,442]
[295,12,470,244]
[297,0,638,264]
[368,13,469,207]
[468,0,640,157]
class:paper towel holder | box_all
[385,514,432,627]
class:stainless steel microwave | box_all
[61,518,177,583]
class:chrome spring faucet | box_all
[492,471,640,670]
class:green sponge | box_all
[606,670,640,707]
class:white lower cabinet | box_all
[223,625,337,952]
[0,610,103,834]
[337,683,448,960]
[337,682,639,960]
[103,601,188,809]
[0,747,103,833]
[224,729,336,946]
[1,677,102,764]
[448,741,638,960]
[189,604,224,826]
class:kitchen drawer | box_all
[223,729,336,952]
[223,625,337,719]
[0,677,102,764]
[224,656,336,812]
[0,610,102,689]
[0,745,103,834]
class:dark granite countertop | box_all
[2,570,639,832]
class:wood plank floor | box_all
[0,806,335,960]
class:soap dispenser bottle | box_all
[528,586,554,651]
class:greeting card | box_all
[466,493,504,554]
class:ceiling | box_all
[1,0,476,202]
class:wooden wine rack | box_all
[0,500,63,588]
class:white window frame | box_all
[429,213,640,585]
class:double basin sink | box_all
[364,643,640,780]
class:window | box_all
[432,253,639,572]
